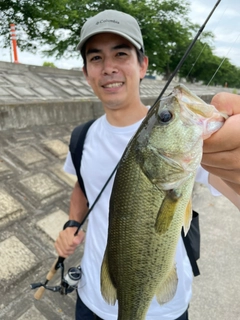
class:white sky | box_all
[189,0,240,67]
[0,0,239,69]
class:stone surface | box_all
[43,140,69,159]
[190,182,240,320]
[0,159,11,174]
[51,164,77,188]
[18,306,47,320]
[0,189,25,221]
[0,236,37,282]
[20,173,63,201]
[37,210,68,241]
[10,146,46,165]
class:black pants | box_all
[75,293,189,320]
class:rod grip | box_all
[46,257,60,280]
[34,286,46,300]
[33,258,59,300]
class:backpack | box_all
[69,120,200,277]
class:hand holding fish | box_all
[202,92,240,196]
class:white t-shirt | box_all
[64,114,218,320]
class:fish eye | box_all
[158,110,173,123]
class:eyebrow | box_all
[86,43,132,56]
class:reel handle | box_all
[34,286,46,300]
[34,257,64,300]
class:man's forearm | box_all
[209,173,240,209]
[69,181,89,222]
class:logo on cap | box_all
[96,19,120,26]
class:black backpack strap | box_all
[69,119,96,199]
[181,210,200,277]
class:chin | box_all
[104,100,122,110]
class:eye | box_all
[158,110,173,123]
[116,51,128,57]
[90,55,101,61]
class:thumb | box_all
[211,92,240,116]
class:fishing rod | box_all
[30,239,82,299]
[30,0,221,300]
[30,165,118,299]
[150,0,221,106]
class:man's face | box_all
[83,33,148,111]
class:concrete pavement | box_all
[0,61,240,320]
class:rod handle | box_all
[34,258,59,300]
[34,286,46,300]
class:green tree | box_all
[43,61,57,68]
[1,0,191,71]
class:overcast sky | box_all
[190,0,240,67]
[0,0,239,69]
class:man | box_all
[55,9,240,320]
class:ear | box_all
[140,56,149,80]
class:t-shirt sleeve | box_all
[63,151,76,175]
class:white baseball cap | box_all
[77,10,144,52]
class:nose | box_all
[102,57,118,75]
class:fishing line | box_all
[207,33,240,86]
[186,6,227,79]
[149,0,221,107]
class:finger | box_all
[73,230,85,245]
[211,92,240,115]
[54,241,71,258]
[54,228,85,257]
[55,242,78,258]
[222,179,240,195]
[203,114,240,153]
[202,149,240,170]
[201,164,240,184]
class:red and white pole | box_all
[10,24,19,63]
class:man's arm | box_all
[55,181,89,258]
[202,92,240,207]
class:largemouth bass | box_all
[101,84,227,320]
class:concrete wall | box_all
[0,97,157,130]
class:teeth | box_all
[104,83,122,88]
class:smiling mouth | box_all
[103,82,123,88]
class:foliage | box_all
[1,0,191,66]
[43,61,57,67]
[1,0,240,87]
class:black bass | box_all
[101,84,227,320]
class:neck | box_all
[104,102,148,127]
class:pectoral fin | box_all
[183,200,192,236]
[155,189,182,235]
[155,265,178,305]
[100,251,117,305]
